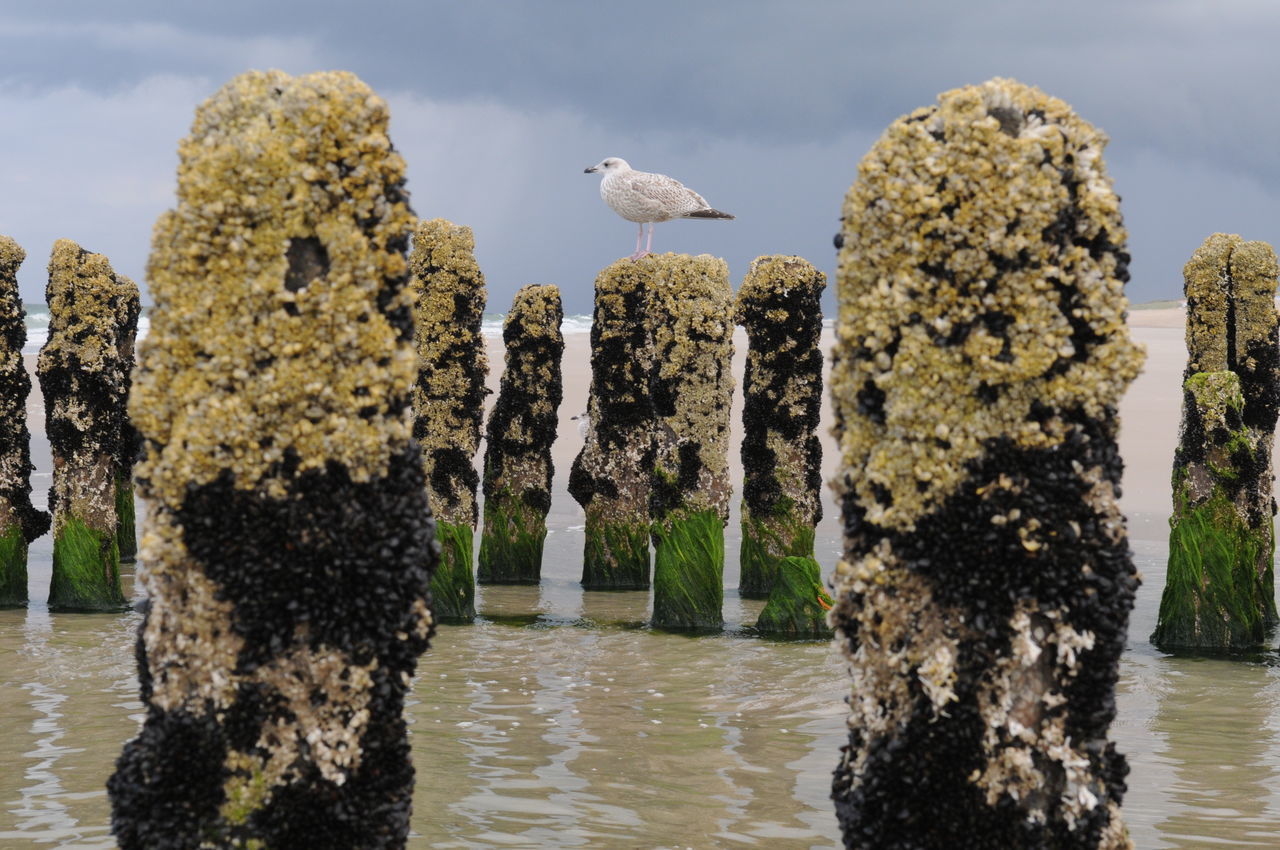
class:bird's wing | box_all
[628,172,709,216]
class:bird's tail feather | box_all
[685,208,735,220]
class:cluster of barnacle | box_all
[39,239,137,544]
[1154,233,1280,649]
[110,70,435,848]
[647,254,735,525]
[0,237,48,604]
[409,218,489,526]
[478,284,564,583]
[829,78,1143,846]
[735,255,826,598]
[568,259,658,588]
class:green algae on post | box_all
[0,237,49,607]
[478,285,563,584]
[39,239,136,611]
[108,70,436,849]
[648,254,734,630]
[569,259,657,590]
[754,555,832,638]
[829,78,1143,847]
[735,255,825,598]
[410,218,488,620]
[1153,234,1280,650]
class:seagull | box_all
[584,157,734,261]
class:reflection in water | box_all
[6,510,1280,847]
[1151,656,1280,847]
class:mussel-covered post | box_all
[115,286,142,562]
[478,285,563,584]
[0,236,50,606]
[649,254,734,630]
[39,239,137,611]
[736,255,826,599]
[1153,233,1280,649]
[108,70,436,848]
[568,260,656,590]
[829,78,1143,846]
[409,218,488,620]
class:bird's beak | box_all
[584,166,597,173]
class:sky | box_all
[2,0,1279,315]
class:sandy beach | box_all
[477,303,1194,552]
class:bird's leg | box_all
[646,223,655,255]
[629,223,653,262]
[629,224,646,261]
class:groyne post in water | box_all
[108,70,436,848]
[1153,233,1280,649]
[0,236,50,606]
[569,260,656,590]
[39,238,138,611]
[114,285,142,563]
[409,218,488,621]
[829,78,1143,846]
[648,254,734,630]
[478,284,563,584]
[754,555,833,637]
[735,255,826,600]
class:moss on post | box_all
[830,78,1142,847]
[409,218,488,621]
[478,285,563,584]
[1153,234,1280,650]
[735,256,826,598]
[107,70,436,849]
[0,236,49,607]
[648,254,734,630]
[569,260,656,590]
[39,239,135,611]
[754,555,832,638]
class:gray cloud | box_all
[2,2,1278,312]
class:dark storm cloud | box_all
[2,1,1279,309]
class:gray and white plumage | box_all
[584,157,733,260]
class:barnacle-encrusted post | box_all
[107,70,436,849]
[0,237,50,606]
[568,260,656,590]
[649,254,734,630]
[39,239,136,611]
[1153,233,1280,649]
[829,78,1144,847]
[115,287,142,562]
[409,218,487,621]
[478,285,563,584]
[736,255,825,599]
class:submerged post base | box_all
[755,556,832,638]
[431,520,476,621]
[651,509,723,630]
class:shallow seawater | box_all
[3,473,1280,848]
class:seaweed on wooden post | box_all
[568,260,656,590]
[0,236,50,606]
[735,255,825,599]
[39,238,135,611]
[107,70,435,849]
[754,555,833,638]
[829,78,1143,847]
[648,254,734,630]
[478,284,563,584]
[409,218,488,621]
[1153,233,1280,650]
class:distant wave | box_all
[21,307,834,354]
